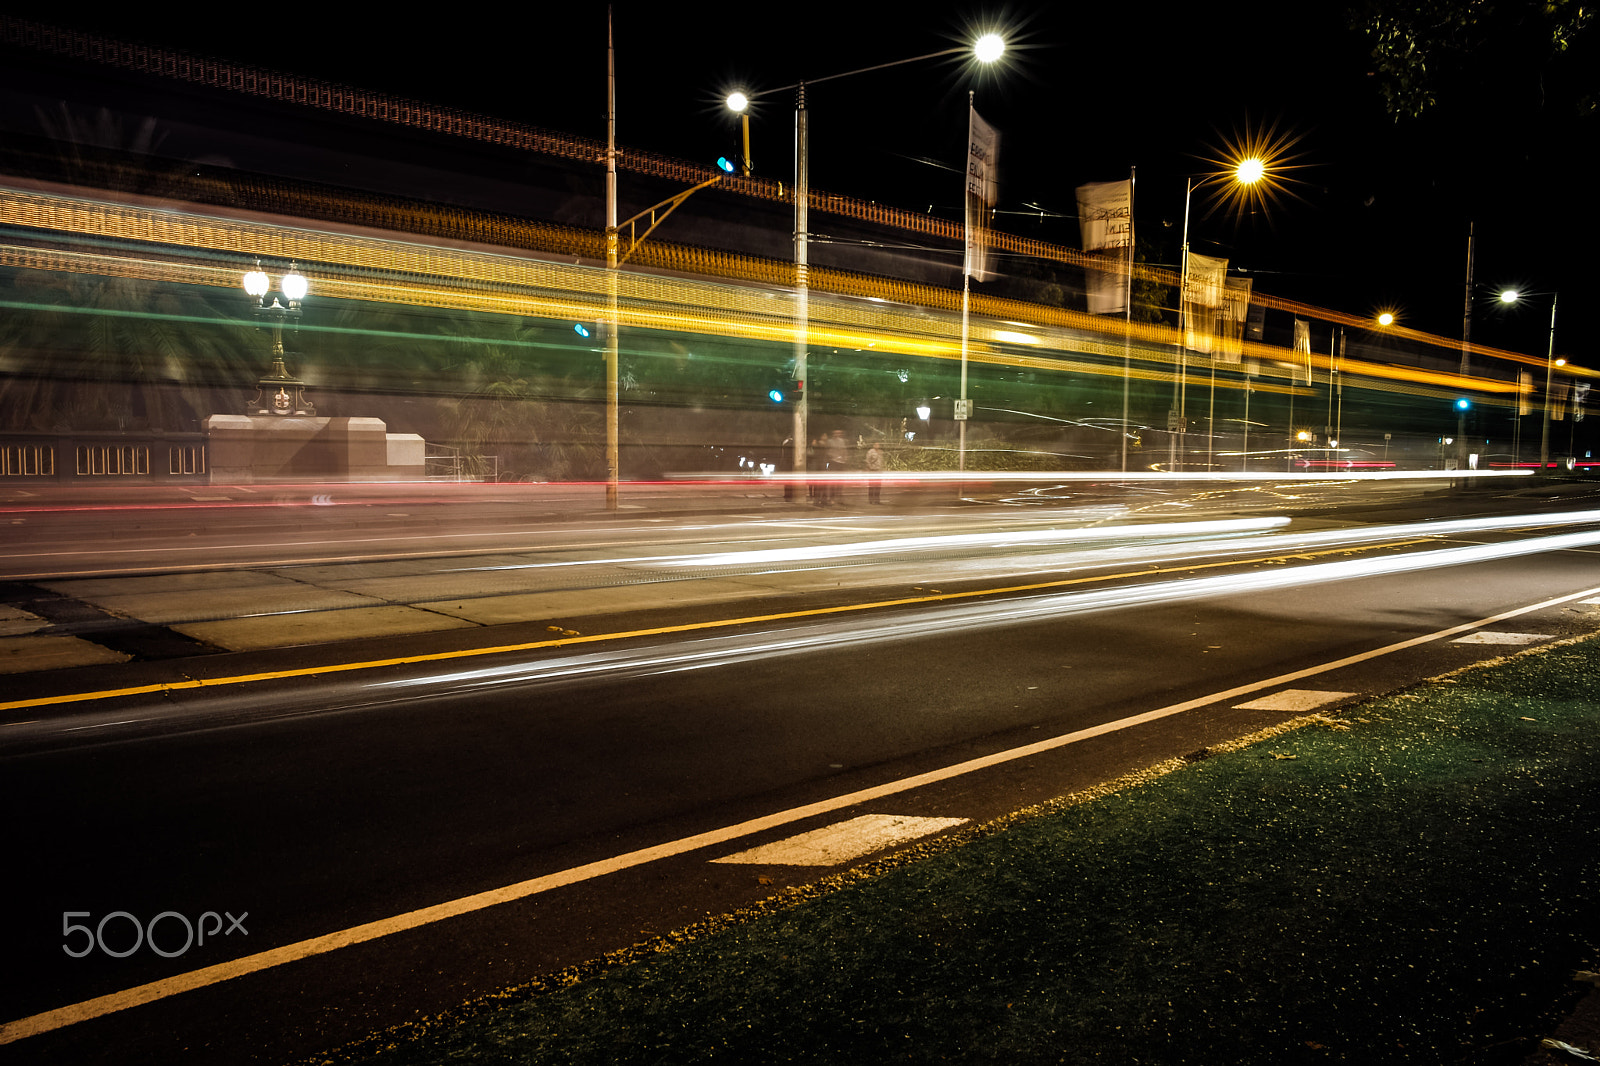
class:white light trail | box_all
[651,517,1288,567]
[377,525,1600,695]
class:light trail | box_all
[680,469,1534,482]
[649,517,1288,567]
[642,507,1600,571]
[369,525,1600,696]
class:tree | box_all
[1351,0,1596,121]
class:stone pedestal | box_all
[204,415,425,483]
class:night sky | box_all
[20,4,1599,359]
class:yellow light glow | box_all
[1377,312,1395,327]
[1197,118,1309,226]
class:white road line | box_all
[5,581,1600,1045]
[711,815,970,866]
[1234,689,1358,712]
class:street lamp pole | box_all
[1503,288,1563,469]
[241,265,315,416]
[605,8,620,511]
[728,35,1004,483]
[1540,292,1561,467]
[792,81,809,481]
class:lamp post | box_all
[1176,157,1262,472]
[727,33,1005,482]
[242,265,315,416]
[1500,289,1562,468]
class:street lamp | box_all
[1176,156,1261,472]
[725,91,752,176]
[1500,289,1562,467]
[727,32,1006,482]
[241,264,315,416]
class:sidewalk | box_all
[306,631,1600,1065]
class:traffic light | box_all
[1455,398,1471,411]
[716,156,737,174]
[573,323,591,339]
[766,377,802,404]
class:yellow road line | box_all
[0,537,1435,714]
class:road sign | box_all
[954,399,972,421]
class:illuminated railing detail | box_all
[75,444,150,477]
[169,445,205,476]
[1,444,53,476]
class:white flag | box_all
[1218,277,1252,364]
[1292,319,1312,384]
[963,106,1000,280]
[1183,253,1227,354]
[1076,179,1132,315]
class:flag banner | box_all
[1076,180,1131,251]
[1575,382,1590,422]
[1552,382,1569,421]
[1292,318,1312,384]
[1183,253,1227,354]
[1082,251,1127,315]
[963,106,1000,280]
[1519,370,1533,416]
[1217,277,1252,363]
[1076,179,1132,315]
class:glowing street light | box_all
[973,33,1005,63]
[1500,289,1563,466]
[727,32,1007,482]
[1176,159,1267,472]
[1377,311,1395,327]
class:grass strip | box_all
[323,634,1600,1065]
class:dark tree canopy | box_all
[1352,0,1596,121]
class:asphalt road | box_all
[4,478,1600,1065]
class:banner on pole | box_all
[1218,277,1252,363]
[1292,318,1312,384]
[1575,382,1590,422]
[1553,382,1569,421]
[1519,370,1533,416]
[1183,253,1226,354]
[963,106,999,281]
[1076,179,1132,315]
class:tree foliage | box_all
[1352,0,1596,120]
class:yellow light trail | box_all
[0,184,1545,400]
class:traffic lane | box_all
[6,546,1600,1057]
[10,572,1600,1066]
